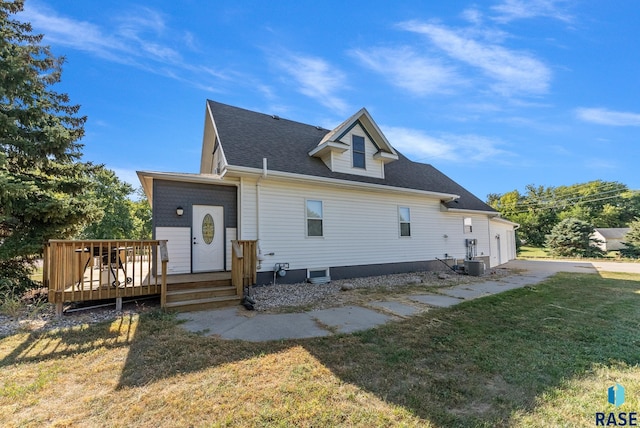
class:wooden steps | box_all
[164,273,240,312]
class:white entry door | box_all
[192,205,224,272]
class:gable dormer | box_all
[308,108,398,179]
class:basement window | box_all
[308,268,330,279]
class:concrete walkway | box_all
[177,259,639,342]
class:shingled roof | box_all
[208,100,495,213]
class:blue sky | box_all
[18,0,640,199]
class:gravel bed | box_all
[249,269,510,312]
[0,299,159,338]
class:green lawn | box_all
[518,245,550,258]
[1,272,639,427]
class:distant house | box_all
[591,228,631,252]
[138,100,518,284]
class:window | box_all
[399,207,411,237]
[352,135,365,169]
[463,217,473,234]
[308,268,330,279]
[306,200,323,237]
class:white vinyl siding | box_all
[155,227,191,274]
[236,176,499,272]
[248,180,484,271]
[489,220,517,267]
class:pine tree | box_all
[545,218,603,258]
[0,1,100,291]
[620,220,640,258]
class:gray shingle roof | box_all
[594,228,631,239]
[208,100,495,212]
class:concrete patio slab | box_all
[221,313,330,341]
[310,306,393,334]
[368,301,423,317]
[178,309,330,341]
[407,294,463,308]
[177,307,247,335]
[441,287,488,300]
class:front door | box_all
[192,205,224,272]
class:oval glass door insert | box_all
[202,213,215,244]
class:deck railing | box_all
[45,239,168,316]
[231,240,257,296]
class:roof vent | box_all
[316,126,323,130]
[272,115,280,120]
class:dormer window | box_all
[352,135,365,169]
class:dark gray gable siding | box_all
[152,179,237,231]
[208,100,495,212]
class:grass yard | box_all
[1,272,639,427]
[518,246,550,258]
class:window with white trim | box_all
[399,206,411,237]
[352,135,365,169]
[307,268,330,279]
[463,217,473,234]
[306,200,323,237]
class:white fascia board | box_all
[136,171,154,203]
[136,170,238,193]
[206,102,229,173]
[490,216,521,228]
[225,165,459,200]
[445,207,501,216]
[373,151,399,163]
[308,140,350,157]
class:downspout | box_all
[256,158,267,269]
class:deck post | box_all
[56,302,63,317]
[115,297,122,311]
[159,240,169,309]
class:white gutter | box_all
[445,208,501,216]
[225,165,460,201]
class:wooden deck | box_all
[45,239,257,315]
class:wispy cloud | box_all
[400,21,551,97]
[350,46,465,96]
[22,3,180,65]
[272,53,349,113]
[491,0,573,23]
[382,126,512,163]
[576,108,640,126]
[19,3,233,89]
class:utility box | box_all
[465,260,485,276]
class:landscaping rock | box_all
[341,283,355,291]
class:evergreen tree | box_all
[545,218,603,258]
[620,220,640,258]
[0,1,99,291]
